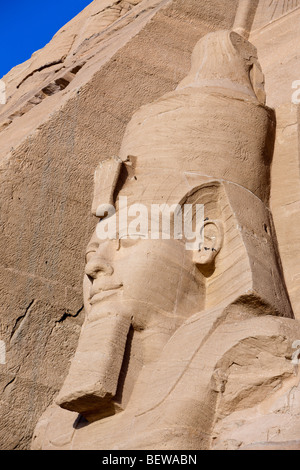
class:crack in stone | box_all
[17,59,66,89]
[10,299,35,341]
[2,375,16,393]
[55,305,84,324]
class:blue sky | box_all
[0,0,92,78]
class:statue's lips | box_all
[89,286,123,305]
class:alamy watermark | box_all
[292,339,300,366]
[0,341,6,365]
[0,79,6,105]
[292,80,300,104]
[96,197,205,251]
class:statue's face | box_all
[83,230,205,331]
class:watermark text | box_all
[0,79,6,105]
[0,341,6,365]
[292,80,300,104]
[292,339,300,366]
[96,197,205,251]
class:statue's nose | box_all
[85,255,114,279]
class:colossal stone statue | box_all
[32,27,300,450]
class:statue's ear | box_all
[192,220,223,266]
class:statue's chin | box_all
[87,294,132,322]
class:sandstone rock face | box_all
[0,0,300,450]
